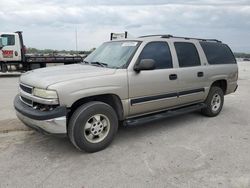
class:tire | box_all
[201,86,224,117]
[68,101,118,152]
[30,63,41,70]
[1,63,8,72]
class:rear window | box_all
[174,42,201,67]
[200,42,236,64]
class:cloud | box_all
[0,0,249,52]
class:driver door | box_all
[128,41,180,117]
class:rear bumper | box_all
[14,95,67,134]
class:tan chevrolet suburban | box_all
[14,35,238,152]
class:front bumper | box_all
[14,95,67,134]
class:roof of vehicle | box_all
[112,34,222,43]
[0,32,15,35]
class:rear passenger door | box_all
[174,42,207,105]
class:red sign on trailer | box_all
[2,50,14,58]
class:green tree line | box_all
[27,47,250,59]
[234,52,250,58]
[26,47,95,55]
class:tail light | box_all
[23,45,27,54]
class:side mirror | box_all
[0,38,3,49]
[134,59,156,72]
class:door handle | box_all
[197,72,204,77]
[169,74,178,80]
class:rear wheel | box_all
[68,101,118,152]
[1,63,8,72]
[201,86,224,117]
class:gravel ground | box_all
[0,62,250,188]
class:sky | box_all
[0,0,250,52]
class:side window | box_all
[138,42,172,69]
[174,42,201,67]
[1,35,15,46]
[200,42,236,64]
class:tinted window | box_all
[174,42,201,67]
[1,35,15,46]
[138,42,172,69]
[200,42,236,64]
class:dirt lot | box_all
[0,62,250,188]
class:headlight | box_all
[33,88,58,99]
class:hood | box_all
[20,64,117,89]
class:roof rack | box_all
[139,34,222,43]
[139,34,173,38]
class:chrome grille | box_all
[20,83,33,94]
[19,82,59,108]
[19,83,33,107]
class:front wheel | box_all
[68,101,118,152]
[201,86,224,117]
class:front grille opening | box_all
[20,96,32,106]
[20,84,32,94]
[20,96,58,111]
[33,102,58,111]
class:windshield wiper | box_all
[90,61,108,67]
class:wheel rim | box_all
[83,114,110,143]
[211,93,221,112]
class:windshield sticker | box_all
[121,42,138,47]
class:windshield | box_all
[84,41,140,68]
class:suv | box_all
[14,35,238,152]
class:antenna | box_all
[75,26,78,54]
